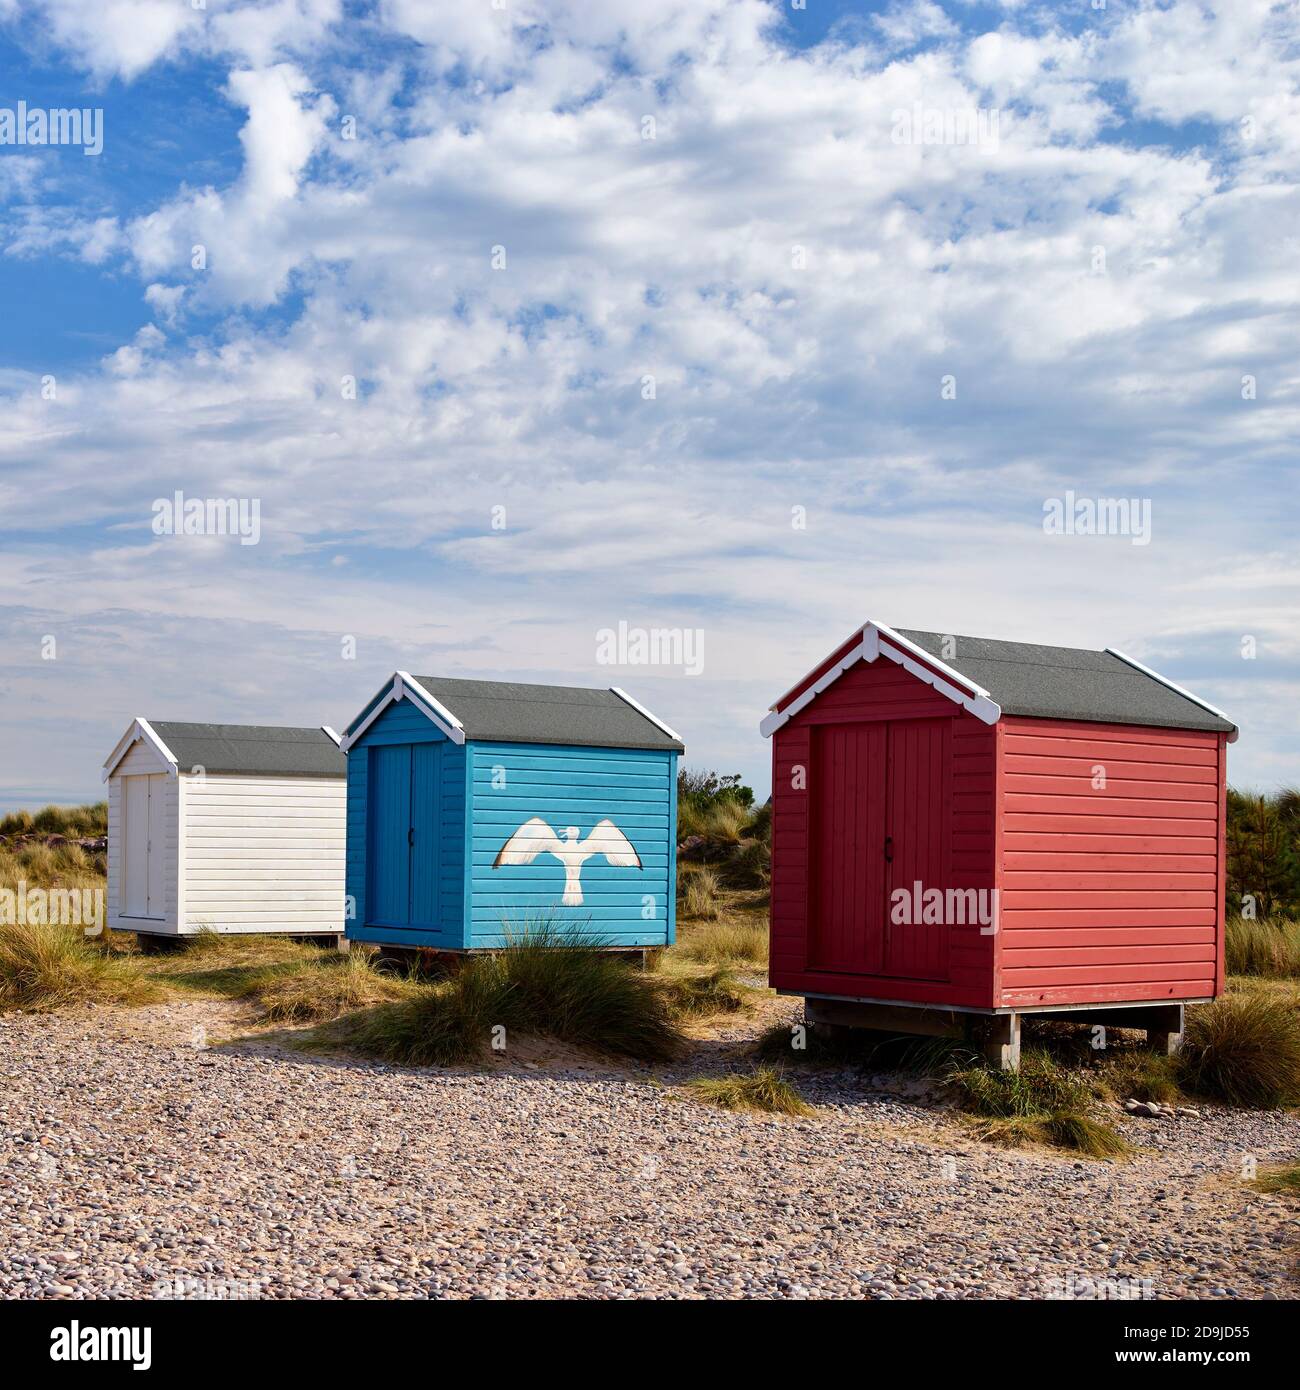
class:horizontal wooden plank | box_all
[1004,753,1216,783]
[1002,774,1215,802]
[1001,889,1212,911]
[1002,873,1217,891]
[1002,717,1220,749]
[999,908,1218,927]
[1000,962,1216,986]
[1004,851,1217,872]
[1002,944,1216,967]
[1003,793,1215,819]
[1003,813,1213,836]
[1002,926,1216,948]
[1001,831,1217,855]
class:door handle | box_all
[408,826,415,847]
[884,835,893,863]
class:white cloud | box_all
[1,0,1297,802]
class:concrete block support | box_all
[1143,1003,1185,1056]
[981,1011,1021,1072]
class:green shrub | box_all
[949,1050,1092,1118]
[687,1066,813,1116]
[1096,1050,1183,1104]
[1226,789,1300,920]
[1179,994,1300,1108]
[722,837,770,889]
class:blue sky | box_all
[0,0,1297,812]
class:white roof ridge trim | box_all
[1105,648,1238,742]
[759,622,1001,738]
[340,672,467,751]
[609,687,683,747]
[102,717,180,780]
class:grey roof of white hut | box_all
[896,630,1236,735]
[148,722,346,777]
[410,677,685,751]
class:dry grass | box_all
[242,949,414,1022]
[675,916,768,967]
[686,1066,813,1116]
[974,1111,1133,1157]
[1251,1163,1300,1194]
[656,965,751,1018]
[0,802,106,841]
[949,1050,1132,1157]
[0,919,158,1012]
[319,927,687,1066]
[678,865,723,921]
[1179,992,1300,1108]
[1226,917,1300,978]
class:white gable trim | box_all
[340,672,466,752]
[1106,648,1239,743]
[759,620,1001,738]
[103,718,180,780]
[609,686,684,747]
[321,726,342,746]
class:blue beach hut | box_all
[340,673,683,953]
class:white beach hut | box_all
[102,720,347,940]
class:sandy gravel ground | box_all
[0,998,1296,1300]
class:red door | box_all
[808,717,951,981]
[808,722,888,973]
[884,719,951,980]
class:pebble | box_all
[0,1000,1294,1300]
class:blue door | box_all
[367,742,441,930]
[368,744,411,926]
[409,742,441,929]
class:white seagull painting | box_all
[493,817,642,906]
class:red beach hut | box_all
[761,621,1235,1067]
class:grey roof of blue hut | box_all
[147,722,346,777]
[896,630,1236,735]
[408,677,686,751]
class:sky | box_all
[0,0,1297,812]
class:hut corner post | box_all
[982,1013,1021,1072]
[1144,1003,1185,1057]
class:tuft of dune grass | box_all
[242,949,413,1023]
[1251,1163,1300,1195]
[1178,993,1300,1108]
[0,918,157,1012]
[320,926,686,1066]
[687,1066,813,1117]
[949,1049,1131,1157]
[677,865,723,921]
[1226,918,1300,979]
[676,917,768,967]
[656,965,750,1019]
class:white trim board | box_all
[102,717,180,781]
[1106,648,1238,743]
[610,687,683,747]
[760,619,1000,738]
[340,672,466,751]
